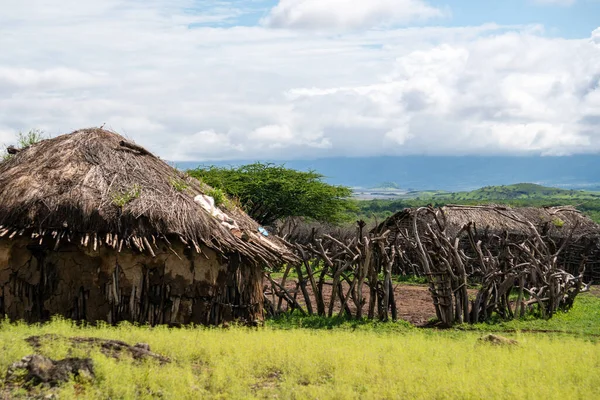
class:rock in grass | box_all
[478,334,519,346]
[6,354,94,386]
[134,342,151,351]
[26,335,170,364]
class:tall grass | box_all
[460,291,600,336]
[1,317,599,399]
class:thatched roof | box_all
[0,128,295,264]
[376,204,600,239]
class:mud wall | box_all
[0,237,263,325]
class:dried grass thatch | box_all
[0,128,295,265]
[377,204,600,239]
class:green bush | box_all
[207,188,226,207]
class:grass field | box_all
[1,291,599,399]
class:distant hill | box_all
[430,183,600,201]
[354,183,600,224]
[370,182,402,190]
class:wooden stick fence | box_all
[266,211,591,326]
[264,226,398,321]
[405,207,590,326]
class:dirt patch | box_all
[274,281,438,325]
[396,286,439,325]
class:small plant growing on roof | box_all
[170,177,189,192]
[112,184,142,207]
[18,129,46,147]
[207,188,226,207]
[2,129,46,161]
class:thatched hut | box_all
[0,128,295,325]
[375,205,600,281]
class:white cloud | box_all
[262,0,443,30]
[0,1,599,160]
[284,31,600,156]
[175,130,245,159]
[250,125,295,142]
[592,28,600,46]
[0,67,105,92]
[171,126,331,160]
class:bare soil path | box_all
[275,281,437,325]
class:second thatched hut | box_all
[375,204,600,281]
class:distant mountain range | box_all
[176,155,600,192]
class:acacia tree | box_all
[188,163,355,226]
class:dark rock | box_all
[26,335,170,364]
[134,343,151,351]
[6,354,94,386]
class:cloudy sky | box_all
[1,0,599,160]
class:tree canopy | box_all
[188,163,355,226]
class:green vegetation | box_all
[355,183,600,224]
[266,312,415,332]
[2,150,599,398]
[1,304,599,399]
[207,187,226,207]
[462,291,600,336]
[0,292,598,399]
[2,129,46,161]
[436,183,600,201]
[371,181,402,190]
[267,291,600,336]
[188,163,355,226]
[111,184,141,207]
[169,177,189,192]
[16,129,46,148]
